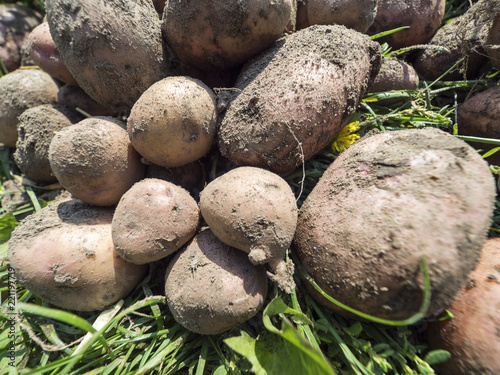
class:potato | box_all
[218,24,381,173]
[292,127,496,320]
[7,198,148,311]
[426,237,500,375]
[164,228,268,335]
[163,0,294,71]
[26,22,78,86]
[145,161,205,195]
[57,84,118,117]
[369,57,419,93]
[0,3,42,72]
[296,0,378,33]
[49,116,146,206]
[367,0,445,50]
[112,178,200,265]
[485,12,500,69]
[45,0,175,112]
[0,68,59,148]
[199,167,297,280]
[14,104,84,184]
[413,0,498,80]
[457,86,500,165]
[127,76,217,168]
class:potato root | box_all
[164,228,268,335]
[426,238,500,375]
[7,199,148,311]
[112,179,200,264]
[49,116,146,206]
[218,24,381,173]
[293,127,496,320]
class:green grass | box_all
[1,0,498,374]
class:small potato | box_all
[49,117,146,206]
[14,104,84,183]
[7,198,148,311]
[426,237,500,375]
[293,128,496,320]
[164,228,268,335]
[369,57,419,93]
[57,84,118,117]
[26,22,78,86]
[112,178,200,265]
[163,0,294,70]
[368,0,446,49]
[127,76,217,168]
[297,0,378,33]
[145,161,204,194]
[0,68,59,147]
[199,167,297,269]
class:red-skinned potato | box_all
[26,22,77,85]
[164,228,268,335]
[7,198,148,311]
[112,178,200,265]
[49,116,146,206]
[217,24,381,173]
[426,237,500,375]
[368,0,445,49]
[163,0,294,71]
[0,68,59,148]
[127,76,217,168]
[199,166,297,290]
[293,128,496,320]
[297,0,378,33]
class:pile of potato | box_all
[2,1,500,372]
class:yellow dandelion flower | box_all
[331,121,360,153]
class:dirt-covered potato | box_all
[217,24,381,173]
[369,57,419,93]
[368,0,445,49]
[14,104,84,184]
[0,68,59,147]
[164,228,268,335]
[0,3,42,72]
[296,0,378,33]
[199,167,297,282]
[127,76,217,168]
[145,161,204,195]
[26,22,78,85]
[112,178,200,265]
[49,117,146,206]
[426,237,500,375]
[163,0,294,71]
[485,13,500,69]
[7,198,148,311]
[45,0,175,112]
[413,0,499,80]
[293,127,496,320]
[457,86,500,165]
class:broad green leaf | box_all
[0,212,18,243]
[424,349,451,365]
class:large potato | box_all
[112,178,200,265]
[163,0,294,71]
[0,68,59,147]
[127,76,217,168]
[368,0,445,49]
[14,104,84,184]
[49,117,146,206]
[218,24,381,173]
[297,0,378,33]
[293,128,496,320]
[426,237,500,375]
[164,228,268,335]
[7,199,148,311]
[45,0,175,112]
